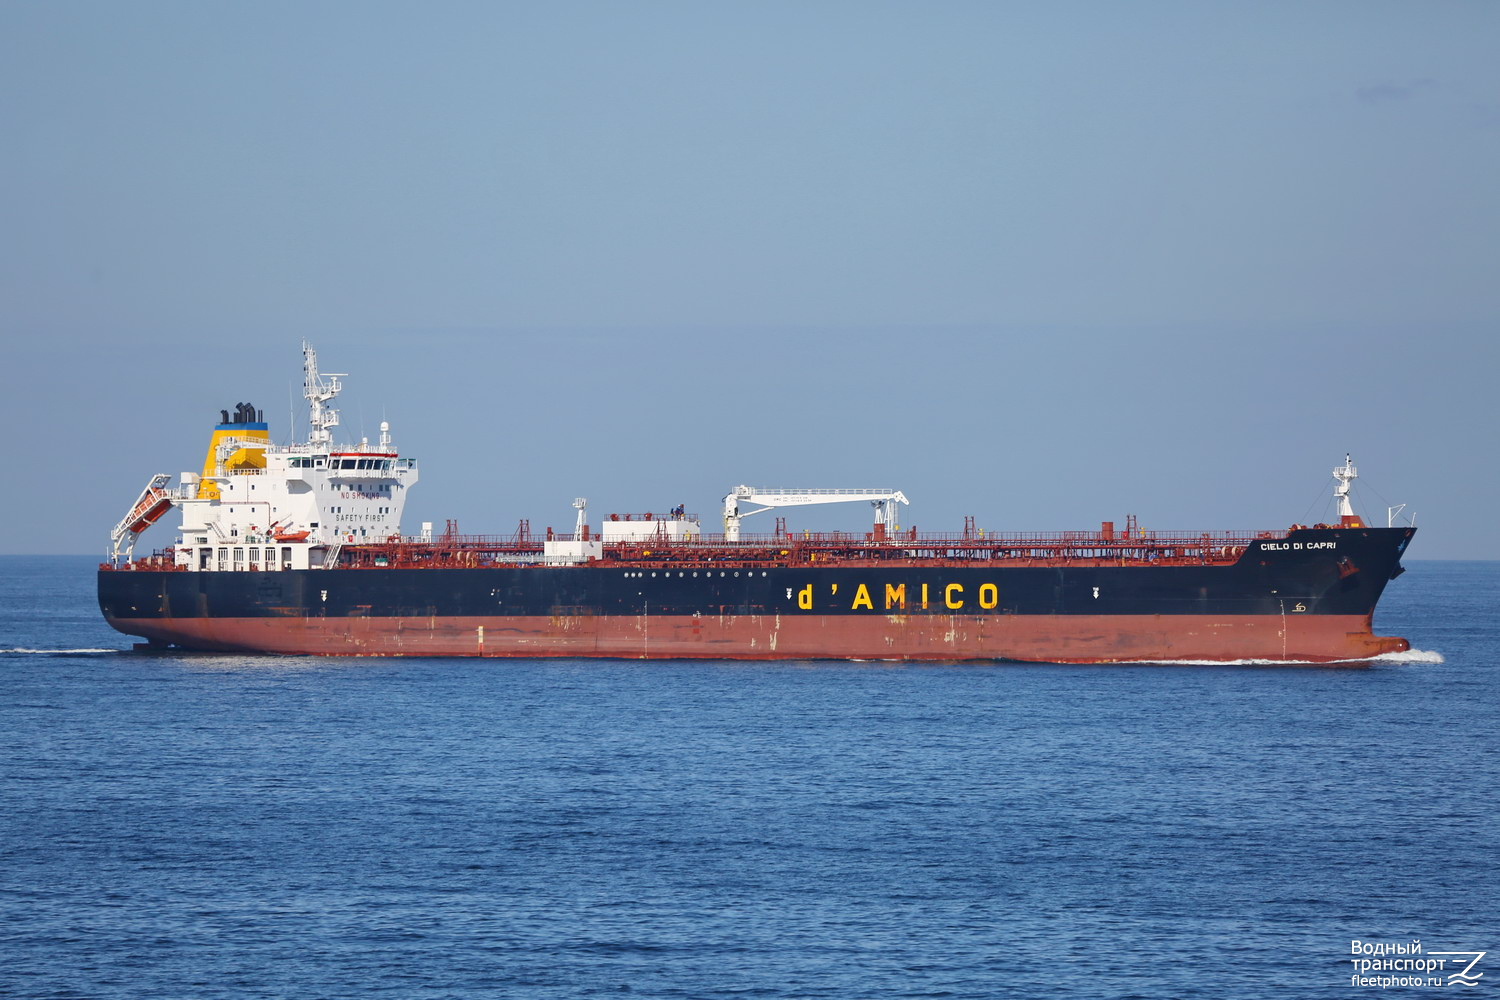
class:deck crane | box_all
[722,486,909,542]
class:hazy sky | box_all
[2,2,1497,558]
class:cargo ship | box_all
[99,345,1415,663]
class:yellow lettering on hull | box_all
[791,580,999,613]
[979,583,998,609]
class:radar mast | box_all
[302,341,346,450]
[1333,454,1360,526]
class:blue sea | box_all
[2,556,1495,999]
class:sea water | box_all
[1,556,1495,998]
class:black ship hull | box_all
[99,527,1415,663]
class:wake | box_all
[1368,648,1444,664]
[1126,648,1444,667]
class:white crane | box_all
[722,486,909,541]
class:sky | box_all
[2,1,1497,558]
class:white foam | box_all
[1369,648,1444,664]
[1124,658,1321,666]
[2,647,119,655]
[1120,648,1444,667]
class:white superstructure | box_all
[111,344,419,570]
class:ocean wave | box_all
[1,647,120,655]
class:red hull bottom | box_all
[107,613,1411,663]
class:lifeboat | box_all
[127,496,175,535]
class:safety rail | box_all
[212,460,418,475]
[319,526,1294,570]
[332,527,1279,548]
[739,488,901,497]
[604,511,698,522]
[106,527,1314,572]
[99,550,187,571]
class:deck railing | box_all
[320,525,1288,570]
[106,525,1320,572]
